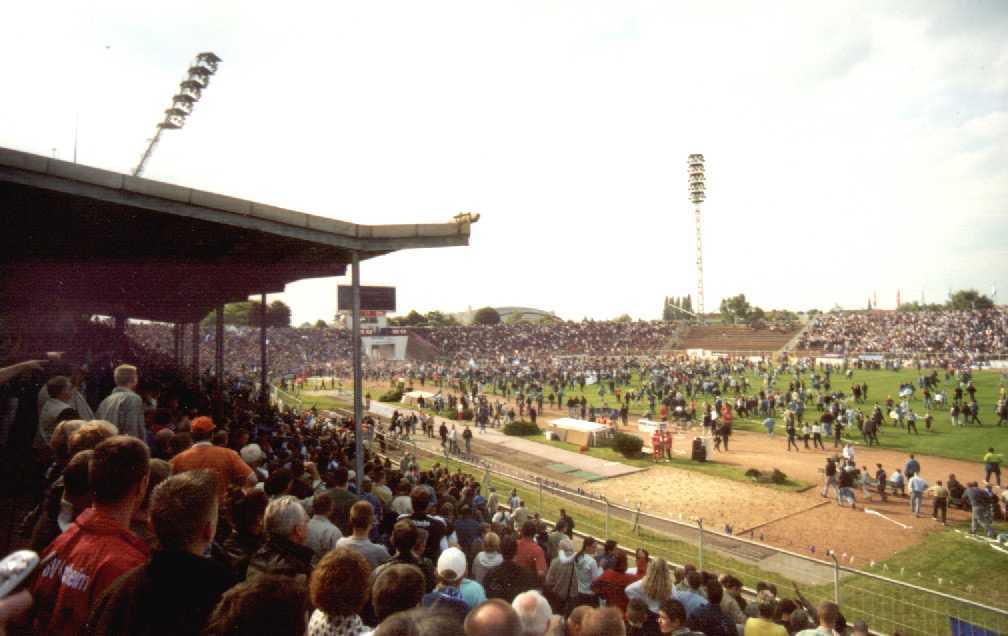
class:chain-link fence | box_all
[392,439,1008,636]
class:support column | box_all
[191,322,200,384]
[215,305,224,391]
[260,293,269,408]
[352,252,364,494]
[173,323,182,365]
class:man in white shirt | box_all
[305,492,341,563]
[96,364,145,440]
[36,376,77,448]
[37,369,94,422]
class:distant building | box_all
[452,306,558,324]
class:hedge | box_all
[504,420,541,436]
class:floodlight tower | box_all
[133,52,222,177]
[688,153,706,324]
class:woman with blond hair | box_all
[624,556,673,613]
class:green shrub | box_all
[612,432,644,457]
[440,407,474,421]
[745,468,762,480]
[770,468,788,484]
[379,388,403,402]
[504,420,540,436]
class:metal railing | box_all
[389,437,1008,636]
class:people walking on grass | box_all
[906,410,919,435]
[802,423,811,449]
[763,416,775,437]
[969,400,983,426]
[811,421,824,450]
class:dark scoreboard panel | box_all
[337,285,396,312]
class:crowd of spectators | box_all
[414,320,680,361]
[126,320,680,380]
[797,309,1008,360]
[1,341,876,636]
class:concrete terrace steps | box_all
[678,325,799,353]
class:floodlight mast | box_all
[688,154,706,324]
[133,52,222,177]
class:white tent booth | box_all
[547,417,612,447]
[400,390,437,407]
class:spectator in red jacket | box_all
[31,435,151,636]
[591,551,640,613]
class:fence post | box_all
[538,478,543,515]
[829,551,840,604]
[697,518,704,571]
[604,497,610,539]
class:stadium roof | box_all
[0,146,473,323]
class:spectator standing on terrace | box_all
[626,557,674,613]
[473,531,504,584]
[325,467,360,536]
[337,500,390,569]
[591,549,639,613]
[742,591,787,636]
[170,416,256,497]
[36,375,78,449]
[515,520,547,582]
[686,581,734,636]
[32,436,151,636]
[485,535,539,603]
[86,470,233,636]
[96,364,145,439]
[657,598,702,636]
[307,547,372,636]
[399,486,448,561]
[305,493,342,562]
[795,600,840,636]
[246,495,313,581]
[422,547,471,623]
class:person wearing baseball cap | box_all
[421,546,470,625]
[170,416,256,497]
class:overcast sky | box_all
[4,1,1006,324]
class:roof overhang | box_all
[0,147,472,323]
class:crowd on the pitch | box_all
[797,309,1008,359]
[1,336,881,636]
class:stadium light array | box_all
[688,154,706,323]
[133,52,222,177]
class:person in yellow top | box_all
[743,591,788,636]
[983,447,1002,486]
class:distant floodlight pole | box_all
[133,52,222,177]
[688,153,706,324]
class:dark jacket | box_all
[246,536,314,581]
[484,561,539,603]
[85,550,234,636]
[221,530,264,580]
[686,603,735,636]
